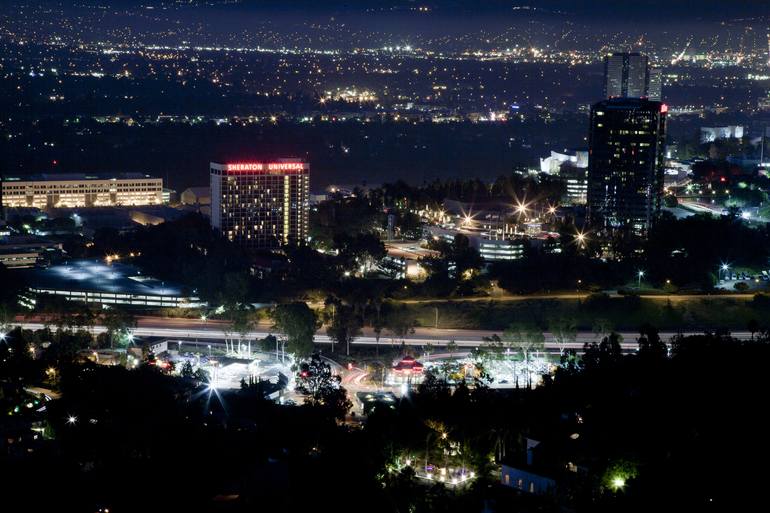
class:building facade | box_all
[210,160,309,250]
[426,225,526,262]
[587,98,667,236]
[0,173,163,209]
[604,52,661,100]
[647,68,663,101]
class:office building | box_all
[0,173,163,209]
[647,68,663,101]
[560,165,589,205]
[0,235,63,269]
[210,159,309,250]
[700,126,744,144]
[604,52,661,100]
[539,149,588,175]
[587,98,667,236]
[426,226,526,262]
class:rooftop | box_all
[22,259,191,298]
[2,173,158,182]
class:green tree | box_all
[180,360,195,378]
[385,305,417,345]
[446,340,458,359]
[326,304,361,356]
[424,233,483,283]
[273,302,318,357]
[296,353,352,420]
[230,306,254,356]
[334,232,386,275]
[103,308,136,348]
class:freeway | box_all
[10,316,754,352]
[397,292,756,303]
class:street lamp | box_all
[719,263,730,282]
[574,230,587,249]
[207,344,212,357]
[637,270,645,290]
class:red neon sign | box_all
[660,104,668,114]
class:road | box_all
[397,292,756,303]
[10,316,754,351]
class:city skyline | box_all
[1,2,769,512]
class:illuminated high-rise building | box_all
[647,68,663,101]
[210,159,309,250]
[587,98,667,236]
[604,52,655,99]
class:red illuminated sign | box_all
[660,104,668,114]
[226,162,306,172]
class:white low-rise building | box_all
[1,173,163,209]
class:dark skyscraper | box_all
[604,52,654,99]
[210,159,309,250]
[587,98,667,236]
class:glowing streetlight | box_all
[611,476,626,490]
[66,415,77,425]
[514,200,531,219]
[719,263,730,282]
[574,230,587,249]
[637,270,645,290]
[0,331,6,342]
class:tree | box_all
[0,304,13,334]
[637,324,667,360]
[481,334,505,361]
[230,305,254,357]
[502,322,545,387]
[549,317,577,355]
[273,303,317,357]
[747,319,760,341]
[446,340,458,359]
[424,342,434,361]
[258,334,278,353]
[326,304,361,356]
[422,233,483,292]
[583,332,624,370]
[592,317,614,340]
[180,360,195,378]
[296,353,352,420]
[193,367,210,383]
[334,232,386,275]
[103,308,136,348]
[385,305,416,345]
